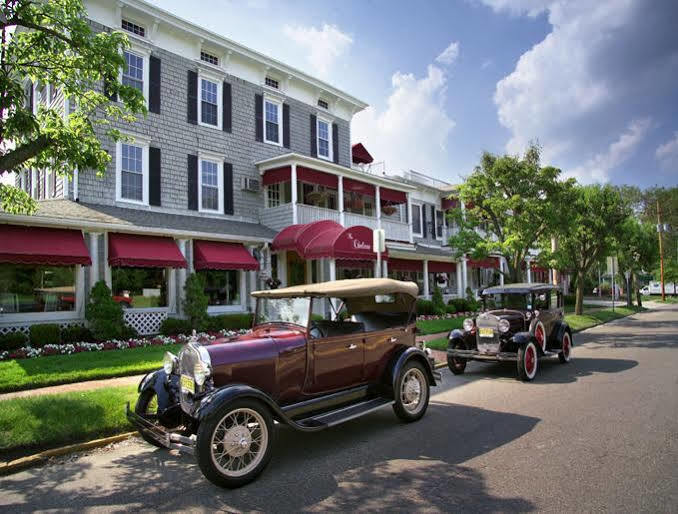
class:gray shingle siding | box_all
[77,20,352,228]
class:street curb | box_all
[0,431,137,476]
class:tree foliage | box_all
[448,144,574,283]
[0,0,146,212]
[183,273,209,331]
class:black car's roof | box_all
[482,282,557,295]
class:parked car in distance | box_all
[127,278,440,488]
[447,283,573,381]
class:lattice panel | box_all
[123,310,168,336]
[0,321,84,336]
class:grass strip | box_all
[416,317,464,335]
[642,295,678,304]
[0,385,137,455]
[0,343,181,394]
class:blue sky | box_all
[132,2,674,187]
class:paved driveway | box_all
[2,304,677,512]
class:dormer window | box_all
[317,99,329,110]
[265,77,279,89]
[200,51,219,66]
[122,19,145,38]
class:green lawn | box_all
[0,385,137,455]
[642,295,678,304]
[416,317,464,335]
[0,343,181,393]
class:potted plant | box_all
[381,204,397,216]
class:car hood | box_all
[484,309,526,333]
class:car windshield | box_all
[484,293,529,310]
[256,297,311,327]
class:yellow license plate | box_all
[479,327,494,338]
[180,375,194,392]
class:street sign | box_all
[372,229,386,253]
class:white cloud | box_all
[566,118,651,183]
[480,0,553,17]
[283,23,353,78]
[352,64,455,176]
[656,131,678,171]
[480,59,493,70]
[435,41,460,66]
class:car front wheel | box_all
[447,341,467,375]
[393,360,430,422]
[196,399,275,488]
[134,390,164,448]
[517,341,538,381]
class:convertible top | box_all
[252,278,419,299]
[482,282,557,295]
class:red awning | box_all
[343,178,375,197]
[468,257,499,269]
[441,197,459,210]
[305,225,386,261]
[0,225,91,266]
[193,240,258,271]
[294,220,343,257]
[262,166,291,186]
[429,260,456,273]
[352,142,374,164]
[389,258,423,272]
[108,233,187,268]
[297,167,338,188]
[272,224,308,252]
[380,187,407,204]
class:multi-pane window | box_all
[201,159,219,211]
[0,264,76,313]
[200,51,219,66]
[122,19,145,37]
[121,143,143,201]
[317,99,329,109]
[266,182,291,207]
[200,78,218,126]
[122,51,144,92]
[112,267,167,308]
[412,204,422,236]
[265,77,279,89]
[264,99,280,144]
[199,269,240,306]
[317,119,330,159]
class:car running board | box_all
[296,397,393,429]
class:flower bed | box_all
[0,329,249,361]
[416,312,476,321]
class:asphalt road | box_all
[2,303,677,513]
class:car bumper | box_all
[447,349,518,362]
[126,402,195,454]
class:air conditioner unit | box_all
[242,177,260,192]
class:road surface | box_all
[2,303,677,512]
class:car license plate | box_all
[479,327,494,338]
[180,375,194,393]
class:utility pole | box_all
[657,200,665,302]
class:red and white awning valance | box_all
[193,240,259,271]
[108,233,187,268]
[0,225,91,266]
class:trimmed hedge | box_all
[29,324,61,347]
[207,313,253,331]
[61,325,94,344]
[159,317,193,336]
[416,299,436,315]
[0,332,28,351]
[445,304,457,314]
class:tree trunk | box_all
[575,270,585,315]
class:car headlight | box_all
[194,360,211,386]
[498,319,510,333]
[463,318,475,332]
[525,311,532,321]
[163,351,178,375]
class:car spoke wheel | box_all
[393,361,430,422]
[196,400,275,488]
[534,322,546,352]
[558,332,572,363]
[447,340,467,375]
[517,341,538,381]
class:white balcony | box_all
[297,204,341,225]
[381,218,410,242]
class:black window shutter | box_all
[187,70,198,124]
[283,103,290,148]
[255,94,263,142]
[431,205,436,238]
[103,76,117,102]
[223,81,232,133]
[310,114,317,157]
[149,147,161,206]
[421,205,427,238]
[187,154,198,210]
[332,123,339,164]
[223,162,234,215]
[149,56,161,114]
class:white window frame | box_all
[198,70,223,130]
[316,116,333,161]
[435,209,444,241]
[120,45,150,108]
[206,270,247,314]
[267,183,281,208]
[115,136,150,206]
[411,203,423,237]
[263,94,283,146]
[198,152,224,214]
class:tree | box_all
[183,273,209,331]
[545,184,630,315]
[0,0,146,212]
[448,144,574,283]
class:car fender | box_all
[137,369,181,426]
[447,329,466,348]
[194,383,287,423]
[552,320,573,348]
[387,347,437,393]
[511,332,535,347]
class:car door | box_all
[364,326,412,381]
[307,332,365,393]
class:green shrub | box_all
[85,281,128,341]
[159,317,193,336]
[449,298,469,312]
[445,304,457,314]
[29,324,61,347]
[61,325,94,344]
[183,273,209,331]
[120,325,139,340]
[563,294,576,306]
[416,299,436,315]
[431,286,446,315]
[207,313,254,331]
[0,331,27,351]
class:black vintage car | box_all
[447,283,573,381]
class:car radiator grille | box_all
[178,344,201,414]
[475,313,500,354]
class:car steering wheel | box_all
[309,322,327,339]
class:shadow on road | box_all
[1,402,539,512]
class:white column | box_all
[526,260,532,284]
[462,257,468,296]
[291,163,298,225]
[383,259,388,279]
[249,246,257,311]
[167,267,177,314]
[423,260,429,298]
[89,232,99,289]
[406,194,413,243]
[278,251,287,287]
[499,257,505,286]
[374,260,379,278]
[103,232,112,289]
[177,239,188,316]
[456,261,463,297]
[375,185,381,229]
[75,264,85,317]
[240,269,247,312]
[329,258,337,319]
[338,175,345,227]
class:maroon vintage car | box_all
[127,278,440,488]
